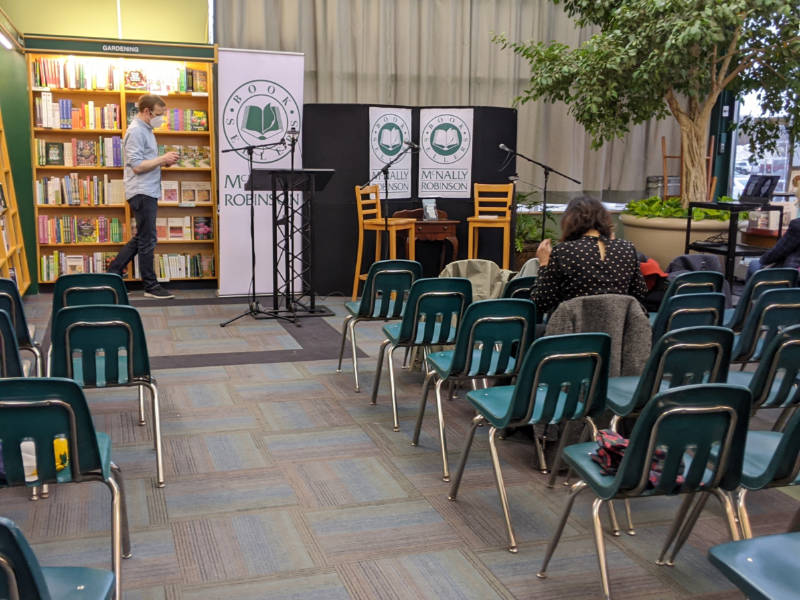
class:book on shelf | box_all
[0,183,6,208]
[31,56,120,90]
[37,214,123,243]
[155,217,168,240]
[195,181,212,203]
[76,217,97,243]
[152,252,215,280]
[40,250,119,280]
[65,255,85,274]
[161,180,179,203]
[124,69,148,91]
[1,217,9,252]
[180,181,197,204]
[192,216,213,240]
[167,217,186,240]
[45,142,64,165]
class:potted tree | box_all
[495,0,799,264]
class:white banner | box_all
[217,48,304,296]
[418,108,474,198]
[368,107,413,198]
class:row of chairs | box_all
[0,273,165,599]
[337,259,800,598]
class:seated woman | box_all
[746,216,800,280]
[531,196,648,315]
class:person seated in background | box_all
[531,195,648,315]
[747,216,800,280]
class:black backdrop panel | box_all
[303,104,517,294]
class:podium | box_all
[246,168,335,322]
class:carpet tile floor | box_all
[3,288,795,599]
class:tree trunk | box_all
[680,117,711,208]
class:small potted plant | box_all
[514,189,559,270]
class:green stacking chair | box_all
[0,309,24,377]
[537,383,751,600]
[727,324,800,430]
[411,298,537,481]
[650,292,726,344]
[0,278,42,376]
[51,273,129,317]
[0,378,131,600]
[448,333,610,552]
[337,259,422,392]
[0,516,115,600]
[647,270,724,324]
[723,267,798,332]
[501,276,537,299]
[709,531,800,600]
[731,288,800,367]
[49,304,165,487]
[370,277,472,431]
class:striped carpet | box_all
[4,289,795,599]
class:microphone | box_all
[287,127,300,139]
[499,143,513,153]
[405,140,420,150]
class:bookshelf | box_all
[0,106,32,293]
[25,36,217,284]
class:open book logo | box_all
[221,79,301,164]
[242,103,282,140]
[370,111,411,162]
[378,123,403,155]
[421,113,472,164]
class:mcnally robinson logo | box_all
[222,79,300,164]
[421,113,471,164]
[370,113,411,161]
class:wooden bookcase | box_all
[0,106,32,293]
[24,36,217,284]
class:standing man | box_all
[107,94,179,298]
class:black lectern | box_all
[246,168,335,322]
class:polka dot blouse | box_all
[531,236,648,315]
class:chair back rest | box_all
[354,184,382,222]
[632,326,733,413]
[0,310,23,378]
[358,260,422,319]
[0,378,103,487]
[0,278,32,346]
[727,268,799,331]
[664,270,724,299]
[473,183,513,219]
[396,277,472,345]
[51,273,129,317]
[0,517,49,600]
[757,404,800,487]
[50,305,150,387]
[502,276,537,299]
[509,332,610,427]
[448,298,537,378]
[748,324,800,411]
[617,384,751,495]
[652,292,725,342]
[734,288,800,363]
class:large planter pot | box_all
[620,214,730,269]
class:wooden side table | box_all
[392,208,459,272]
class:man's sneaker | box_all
[144,285,175,299]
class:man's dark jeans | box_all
[108,194,158,290]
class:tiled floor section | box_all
[4,288,796,599]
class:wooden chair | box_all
[351,185,416,300]
[467,183,514,269]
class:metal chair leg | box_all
[533,432,548,473]
[489,426,518,552]
[665,492,710,566]
[592,498,612,600]
[370,339,390,406]
[547,421,577,488]
[607,501,622,537]
[411,371,436,446]
[656,493,697,565]
[736,488,753,539]
[715,488,742,542]
[387,344,400,431]
[105,473,124,600]
[624,498,636,535]
[538,480,587,579]
[145,381,165,487]
[336,315,353,372]
[448,414,483,500]
[349,318,362,392]
[434,378,450,481]
[138,386,146,425]
[110,462,132,559]
[402,345,412,369]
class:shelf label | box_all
[191,92,209,97]
[178,202,196,208]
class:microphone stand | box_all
[363,143,417,260]
[504,147,581,238]
[220,139,286,327]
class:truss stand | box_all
[502,146,581,236]
[363,142,417,260]
[220,140,286,327]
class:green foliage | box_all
[494,1,800,158]
[514,190,559,250]
[624,195,746,221]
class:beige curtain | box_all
[216,0,680,193]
